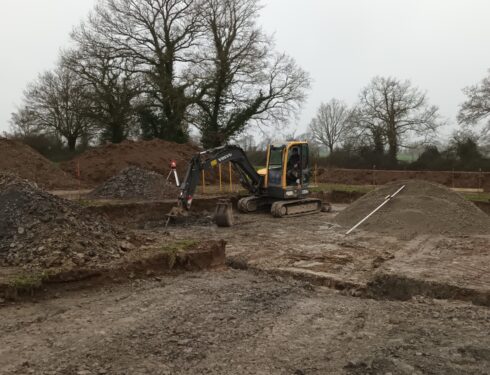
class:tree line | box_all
[307,73,490,170]
[8,0,310,154]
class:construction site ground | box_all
[1,200,489,374]
[168,206,490,306]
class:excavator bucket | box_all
[214,199,234,227]
[166,205,188,219]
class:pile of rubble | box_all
[88,167,180,200]
[335,180,490,237]
[0,173,126,270]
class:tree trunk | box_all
[67,136,77,151]
[387,136,398,166]
[386,122,398,166]
[201,127,224,149]
[109,122,125,144]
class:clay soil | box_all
[0,138,79,190]
[61,139,200,187]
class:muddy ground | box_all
[1,270,489,375]
[1,204,489,374]
[168,208,490,306]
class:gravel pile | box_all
[0,173,125,270]
[88,166,180,200]
[335,180,490,237]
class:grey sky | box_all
[1,0,489,140]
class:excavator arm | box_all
[178,145,263,210]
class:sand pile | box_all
[62,139,199,187]
[0,173,126,270]
[88,167,180,200]
[0,138,79,189]
[335,180,490,237]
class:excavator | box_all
[170,141,330,227]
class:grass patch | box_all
[461,192,490,203]
[8,274,44,289]
[159,240,199,269]
[160,240,199,254]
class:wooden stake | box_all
[76,161,81,201]
[229,162,233,192]
[202,170,205,194]
[219,164,223,192]
[314,162,318,186]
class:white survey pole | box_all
[173,169,180,187]
[345,185,406,235]
[167,160,180,187]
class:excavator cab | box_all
[262,141,311,199]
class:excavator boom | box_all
[178,145,263,210]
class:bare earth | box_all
[170,208,490,304]
[1,207,489,374]
[1,270,489,375]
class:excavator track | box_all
[238,196,272,213]
[270,198,324,218]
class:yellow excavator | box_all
[173,141,330,226]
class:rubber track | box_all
[271,198,323,218]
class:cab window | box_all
[268,146,284,186]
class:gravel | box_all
[88,167,180,201]
[0,173,125,270]
[335,180,490,237]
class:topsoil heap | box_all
[0,138,79,190]
[62,139,200,187]
[335,180,490,237]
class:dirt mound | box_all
[88,166,180,200]
[0,173,125,270]
[0,138,80,190]
[316,167,490,192]
[335,180,490,237]
[62,139,200,187]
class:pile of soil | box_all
[62,139,200,187]
[88,167,180,200]
[0,138,80,190]
[0,173,126,270]
[335,180,490,237]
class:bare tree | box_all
[193,0,310,148]
[308,99,353,153]
[357,76,440,163]
[66,26,142,144]
[22,64,94,150]
[9,106,41,137]
[88,0,205,142]
[458,69,490,141]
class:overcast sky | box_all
[1,0,489,140]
